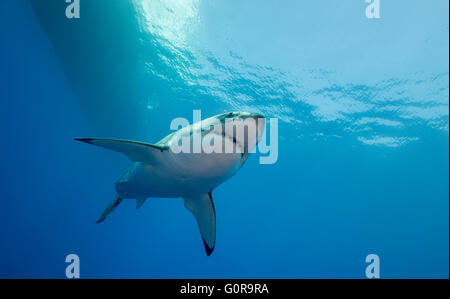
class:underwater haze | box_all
[0,0,448,278]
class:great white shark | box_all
[76,112,265,256]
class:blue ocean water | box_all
[0,0,448,278]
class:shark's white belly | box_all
[115,151,243,198]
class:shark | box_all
[76,112,265,256]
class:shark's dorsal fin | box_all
[183,192,216,256]
[75,138,168,163]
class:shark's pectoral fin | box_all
[75,138,167,163]
[96,195,122,223]
[183,192,216,256]
[136,198,147,210]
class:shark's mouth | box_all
[219,131,244,153]
[219,131,247,162]
[222,131,239,146]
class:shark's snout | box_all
[230,112,266,150]
[246,113,266,143]
[248,112,264,119]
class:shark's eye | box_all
[227,112,233,118]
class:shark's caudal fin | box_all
[75,138,168,163]
[96,195,123,223]
[183,192,216,256]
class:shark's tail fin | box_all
[96,195,123,223]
